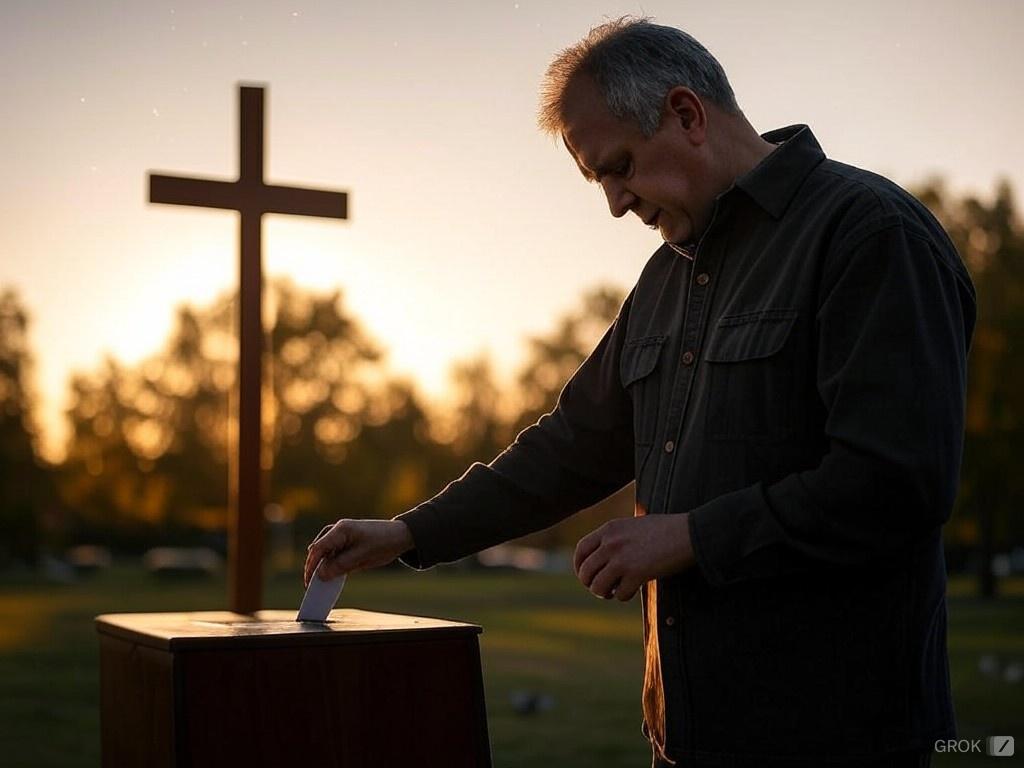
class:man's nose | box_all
[602,179,635,218]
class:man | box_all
[305,18,974,767]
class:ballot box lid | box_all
[95,609,482,652]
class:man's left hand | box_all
[574,512,696,601]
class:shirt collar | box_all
[733,124,826,220]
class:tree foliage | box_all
[513,285,625,435]
[0,288,53,565]
[58,278,445,548]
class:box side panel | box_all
[99,633,175,768]
[465,636,494,768]
[179,634,491,768]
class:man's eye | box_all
[591,159,632,183]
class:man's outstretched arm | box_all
[308,288,639,582]
[395,289,638,570]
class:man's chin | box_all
[663,227,696,250]
[659,221,690,247]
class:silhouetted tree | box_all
[445,352,508,464]
[513,285,625,434]
[60,358,163,548]
[0,288,52,566]
[59,278,454,549]
[265,279,408,526]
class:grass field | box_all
[0,566,1021,767]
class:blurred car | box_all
[143,547,222,579]
[65,544,112,576]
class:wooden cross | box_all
[148,84,349,614]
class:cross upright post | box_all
[148,84,349,614]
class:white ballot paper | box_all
[296,560,347,622]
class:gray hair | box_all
[538,17,742,138]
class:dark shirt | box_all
[396,124,975,765]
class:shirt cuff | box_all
[687,502,722,587]
[392,501,444,570]
[687,483,770,588]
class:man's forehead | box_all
[559,82,624,176]
[561,120,637,185]
[561,131,583,163]
[560,134,592,180]
[559,78,609,139]
[559,130,601,182]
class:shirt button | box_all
[665,616,676,627]
[664,440,675,453]
[681,351,695,365]
[696,272,710,286]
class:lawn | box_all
[0,566,1021,767]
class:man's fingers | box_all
[304,524,333,585]
[574,530,602,576]
[319,549,363,581]
[308,524,334,550]
[588,563,621,600]
[306,550,339,587]
[304,552,323,588]
[303,522,351,586]
[614,577,641,602]
[574,519,650,600]
[303,541,323,583]
[304,539,332,586]
[319,524,351,559]
[576,545,610,591]
[303,548,317,587]
[318,554,341,581]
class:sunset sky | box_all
[3,0,1022,461]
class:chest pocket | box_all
[703,309,798,441]
[620,335,668,479]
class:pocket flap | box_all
[703,309,798,363]
[620,335,668,387]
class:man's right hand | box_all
[303,519,414,588]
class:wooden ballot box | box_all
[96,609,492,768]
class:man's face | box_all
[560,78,714,248]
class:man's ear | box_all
[664,86,706,138]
